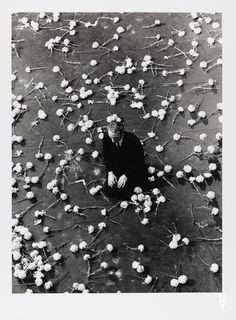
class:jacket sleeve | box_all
[124,138,145,177]
[102,134,114,173]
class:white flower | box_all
[194,145,202,153]
[151,110,159,117]
[44,281,53,290]
[198,111,206,118]
[183,165,192,173]
[178,275,187,284]
[88,225,95,234]
[144,275,152,284]
[170,279,179,287]
[207,145,215,154]
[207,191,216,200]
[189,177,195,183]
[37,109,47,119]
[168,39,175,46]
[44,153,52,160]
[164,165,172,173]
[53,252,61,261]
[216,132,222,141]
[176,79,184,87]
[132,261,140,269]
[12,251,21,261]
[85,137,93,144]
[71,94,78,102]
[92,151,99,159]
[196,175,204,183]
[211,207,219,215]
[199,133,207,140]
[208,79,215,86]
[182,237,189,245]
[186,59,193,66]
[92,41,99,48]
[26,161,33,170]
[148,166,155,175]
[155,145,163,152]
[178,106,184,112]
[60,193,68,201]
[78,283,86,291]
[70,244,79,253]
[117,26,125,33]
[100,209,107,216]
[98,222,106,230]
[101,261,108,269]
[83,254,90,261]
[200,61,207,68]
[209,163,217,171]
[204,172,212,179]
[187,119,196,126]
[176,171,184,178]
[169,240,178,249]
[43,226,49,234]
[188,104,195,112]
[52,66,60,73]
[137,264,145,273]
[173,133,181,141]
[90,59,97,66]
[79,241,87,250]
[26,191,34,199]
[133,186,142,194]
[137,244,144,252]
[210,263,219,273]
[120,201,128,209]
[106,244,114,252]
[64,204,72,212]
[212,22,220,29]
[141,218,149,225]
[25,289,33,293]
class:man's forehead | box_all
[108,130,121,136]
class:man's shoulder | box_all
[124,131,141,144]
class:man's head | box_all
[107,119,124,143]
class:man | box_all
[102,117,148,200]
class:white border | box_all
[1,1,236,319]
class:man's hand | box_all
[117,174,128,188]
[108,171,117,187]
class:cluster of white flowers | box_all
[170,274,188,287]
[141,55,153,72]
[78,115,94,132]
[89,185,103,195]
[79,87,93,99]
[106,113,121,123]
[115,57,136,75]
[132,260,145,273]
[104,85,120,106]
[131,190,153,214]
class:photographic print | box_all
[11,12,222,294]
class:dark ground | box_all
[12,12,222,293]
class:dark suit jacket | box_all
[102,130,147,185]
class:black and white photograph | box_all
[11,11,223,295]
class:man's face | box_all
[108,129,123,143]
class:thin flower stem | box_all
[38,161,49,180]
[34,96,46,112]
[88,229,103,248]
[45,198,61,212]
[163,136,173,147]
[196,237,222,241]
[197,251,210,267]
[149,277,158,292]
[175,152,194,165]
[162,176,176,189]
